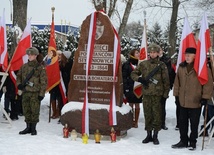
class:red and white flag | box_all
[133,25,147,98]
[9,19,32,84]
[194,13,210,85]
[0,9,9,71]
[109,23,120,126]
[176,17,196,73]
[82,11,97,135]
[139,25,148,61]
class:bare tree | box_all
[118,0,134,38]
[91,0,134,38]
[168,0,180,56]
[10,0,28,54]
[144,0,190,56]
[13,0,28,31]
[195,0,214,8]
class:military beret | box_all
[184,47,196,54]
[148,43,160,53]
[26,47,39,55]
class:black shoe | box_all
[175,125,179,130]
[153,137,159,145]
[153,131,159,145]
[31,123,37,135]
[10,116,19,121]
[171,141,188,149]
[189,142,196,150]
[142,136,153,143]
[18,113,23,116]
[142,131,153,144]
[162,125,168,130]
[19,123,31,135]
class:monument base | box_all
[60,102,133,136]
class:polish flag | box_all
[9,19,32,85]
[10,19,31,72]
[176,17,197,73]
[194,13,210,85]
[133,25,147,98]
[0,9,9,71]
[139,25,148,61]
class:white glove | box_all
[2,86,6,93]
[18,90,22,96]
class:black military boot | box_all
[171,140,188,149]
[153,131,159,145]
[19,123,31,134]
[31,123,37,135]
[142,131,153,143]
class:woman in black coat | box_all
[122,49,142,128]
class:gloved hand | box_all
[200,98,207,106]
[17,84,23,90]
[38,96,44,101]
[160,97,167,104]
[138,77,148,87]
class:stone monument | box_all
[60,7,132,137]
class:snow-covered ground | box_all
[0,90,214,155]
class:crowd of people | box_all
[122,43,214,150]
[1,46,73,136]
[1,42,214,151]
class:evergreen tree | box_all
[147,22,163,44]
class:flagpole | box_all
[48,6,55,123]
[143,10,147,50]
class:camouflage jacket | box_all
[131,58,170,98]
[16,60,47,97]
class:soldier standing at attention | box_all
[16,47,47,135]
[131,43,170,145]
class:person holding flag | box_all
[16,47,47,135]
[122,49,142,128]
[171,47,213,150]
[49,50,72,120]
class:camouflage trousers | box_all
[142,95,162,131]
[22,92,40,123]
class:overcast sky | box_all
[1,0,95,27]
[0,0,206,31]
[0,0,174,29]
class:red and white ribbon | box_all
[82,12,97,135]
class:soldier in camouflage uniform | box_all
[16,47,47,136]
[131,43,170,145]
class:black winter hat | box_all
[185,47,196,54]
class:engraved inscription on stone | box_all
[68,12,122,106]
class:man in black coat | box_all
[159,48,176,130]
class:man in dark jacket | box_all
[159,48,176,130]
